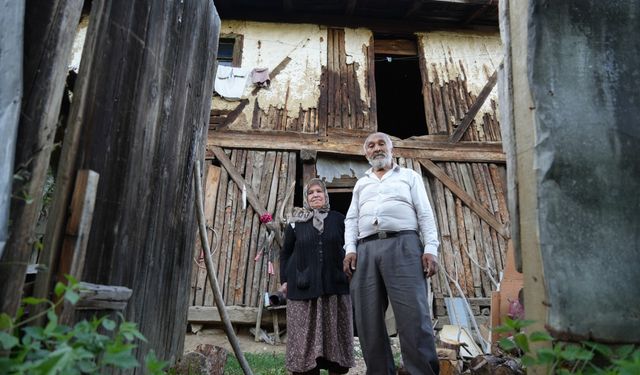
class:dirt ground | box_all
[183,326,401,374]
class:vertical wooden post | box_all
[35,0,221,365]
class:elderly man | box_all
[343,132,440,375]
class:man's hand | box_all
[343,253,357,280]
[422,253,438,278]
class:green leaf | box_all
[32,346,73,374]
[521,354,538,367]
[64,274,79,287]
[0,313,13,330]
[583,341,614,357]
[54,282,66,297]
[65,290,80,305]
[102,344,139,369]
[514,332,530,353]
[145,350,169,374]
[530,330,554,342]
[560,344,593,361]
[102,319,116,331]
[493,325,514,334]
[0,331,19,350]
[536,347,557,364]
[616,345,636,359]
[499,337,517,351]
[22,297,48,305]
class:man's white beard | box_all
[368,153,392,170]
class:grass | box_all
[224,352,287,375]
[224,353,335,375]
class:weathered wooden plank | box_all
[433,180,453,285]
[231,151,254,305]
[7,0,84,318]
[327,29,336,129]
[374,39,418,56]
[455,197,474,294]
[189,306,281,325]
[217,150,239,303]
[443,184,467,295]
[450,67,499,143]
[338,29,350,129]
[193,165,221,306]
[419,159,509,238]
[225,150,248,304]
[204,160,229,306]
[57,170,100,283]
[43,0,220,363]
[243,151,266,306]
[365,36,377,131]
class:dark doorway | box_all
[374,47,428,139]
[327,192,352,216]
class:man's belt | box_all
[357,230,417,244]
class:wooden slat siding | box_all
[448,162,482,297]
[416,35,434,135]
[432,180,452,288]
[327,29,336,129]
[473,163,498,290]
[460,163,492,296]
[366,36,377,131]
[214,150,237,304]
[318,68,328,136]
[243,151,265,305]
[454,196,474,295]
[210,109,232,130]
[442,82,454,135]
[442,183,466,295]
[192,165,220,306]
[249,151,278,306]
[227,149,248,304]
[419,159,509,238]
[236,151,256,305]
[204,158,229,307]
[270,152,290,295]
[263,152,284,295]
[484,164,506,271]
[252,152,282,306]
[231,151,254,305]
[246,151,270,307]
[191,163,209,306]
[444,164,469,295]
[449,67,499,143]
[339,29,350,129]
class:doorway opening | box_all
[374,37,428,139]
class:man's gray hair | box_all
[363,132,394,154]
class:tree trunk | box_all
[50,0,220,366]
[0,0,83,318]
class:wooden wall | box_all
[190,149,296,308]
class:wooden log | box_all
[5,0,84,318]
[73,282,132,310]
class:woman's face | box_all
[307,184,326,209]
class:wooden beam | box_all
[374,39,418,56]
[210,146,283,246]
[418,159,509,238]
[207,131,506,163]
[449,66,500,143]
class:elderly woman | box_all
[278,178,354,375]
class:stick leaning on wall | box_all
[194,161,253,375]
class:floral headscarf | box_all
[289,178,330,233]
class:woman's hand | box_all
[278,282,287,297]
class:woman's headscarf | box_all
[289,178,330,233]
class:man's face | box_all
[365,134,392,169]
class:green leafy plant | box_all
[0,276,168,374]
[495,317,640,375]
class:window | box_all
[216,34,243,67]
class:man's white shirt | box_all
[344,164,440,257]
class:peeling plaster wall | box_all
[214,20,327,128]
[213,21,375,131]
[417,31,501,127]
[344,28,372,104]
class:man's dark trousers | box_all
[351,232,439,375]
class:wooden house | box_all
[189,0,508,332]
